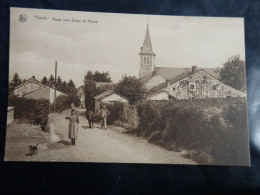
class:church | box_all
[138,24,246,100]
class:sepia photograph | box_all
[5,7,250,166]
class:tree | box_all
[93,71,112,83]
[12,72,22,87]
[85,71,94,81]
[41,76,48,85]
[115,75,146,104]
[48,74,55,87]
[61,81,68,94]
[56,76,62,91]
[67,79,77,95]
[84,79,96,111]
[219,55,246,91]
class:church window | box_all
[144,57,146,64]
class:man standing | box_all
[97,105,110,130]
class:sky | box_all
[10,8,245,87]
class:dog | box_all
[27,143,38,155]
[86,111,95,129]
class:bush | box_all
[135,98,249,165]
[50,94,80,113]
[100,102,124,125]
[8,96,49,126]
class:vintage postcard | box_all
[6,7,250,166]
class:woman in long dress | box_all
[66,109,79,146]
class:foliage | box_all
[84,70,112,83]
[8,96,49,126]
[50,94,80,113]
[12,72,22,87]
[135,99,249,165]
[48,74,55,88]
[219,55,246,91]
[84,71,107,112]
[115,75,146,104]
[41,76,48,85]
[94,71,112,83]
[84,79,97,112]
[100,102,124,125]
[67,79,77,94]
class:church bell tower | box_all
[139,24,156,78]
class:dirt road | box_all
[5,110,195,164]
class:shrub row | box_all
[136,98,249,165]
[100,102,124,125]
[50,94,80,113]
[8,96,50,126]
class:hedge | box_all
[135,98,249,165]
[99,102,124,125]
[50,94,80,113]
[8,96,50,126]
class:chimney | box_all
[192,66,197,72]
[166,80,171,88]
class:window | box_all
[144,57,146,64]
[212,85,217,90]
[189,83,196,91]
[203,76,206,79]
[172,87,175,91]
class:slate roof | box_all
[154,67,219,80]
[139,24,155,55]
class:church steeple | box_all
[139,22,156,78]
[140,24,155,55]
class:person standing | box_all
[66,109,79,145]
[97,105,110,130]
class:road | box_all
[5,110,195,164]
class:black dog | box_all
[86,111,95,129]
[27,143,38,155]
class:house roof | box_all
[139,24,155,55]
[154,67,219,80]
[14,76,45,90]
[23,86,66,97]
[94,90,129,101]
[149,69,219,93]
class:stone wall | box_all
[7,107,14,125]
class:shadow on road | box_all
[58,140,72,146]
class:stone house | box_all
[13,76,66,103]
[94,90,129,112]
[147,67,246,100]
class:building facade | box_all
[77,86,85,109]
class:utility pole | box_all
[54,61,57,112]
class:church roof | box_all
[139,24,155,55]
[154,67,220,80]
